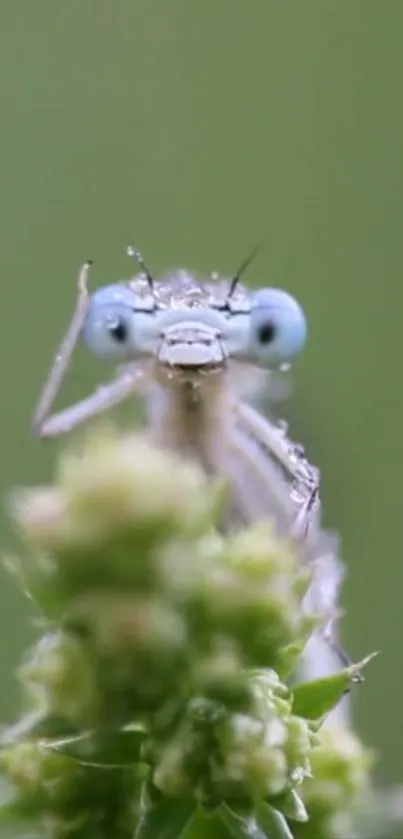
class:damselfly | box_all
[32,247,355,718]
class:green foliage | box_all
[0,427,377,838]
[291,655,378,721]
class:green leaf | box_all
[135,797,195,839]
[292,653,378,720]
[42,726,147,766]
[254,801,294,839]
[269,790,308,824]
[219,804,268,839]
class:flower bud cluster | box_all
[12,429,317,726]
[151,670,317,806]
[0,427,375,838]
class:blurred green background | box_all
[0,0,401,784]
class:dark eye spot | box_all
[257,321,276,344]
[108,316,128,343]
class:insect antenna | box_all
[126,245,154,292]
[227,242,264,298]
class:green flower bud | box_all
[71,593,186,656]
[213,712,289,799]
[57,430,214,537]
[1,741,75,804]
[200,523,317,671]
[68,594,188,716]
[302,723,374,811]
[189,637,248,708]
[11,430,224,603]
[21,631,98,727]
[1,739,138,838]
[295,723,375,839]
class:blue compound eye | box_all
[248,288,307,367]
[82,284,138,361]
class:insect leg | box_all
[235,401,302,480]
[33,366,146,438]
[33,262,92,435]
[234,400,360,687]
[222,423,298,533]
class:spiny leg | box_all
[234,399,359,682]
[33,261,92,436]
[236,400,336,548]
[217,420,353,697]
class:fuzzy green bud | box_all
[21,631,98,727]
[296,723,375,839]
[11,429,224,605]
[1,739,137,839]
[199,523,319,671]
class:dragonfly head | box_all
[82,268,307,374]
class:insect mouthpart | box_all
[158,324,226,369]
